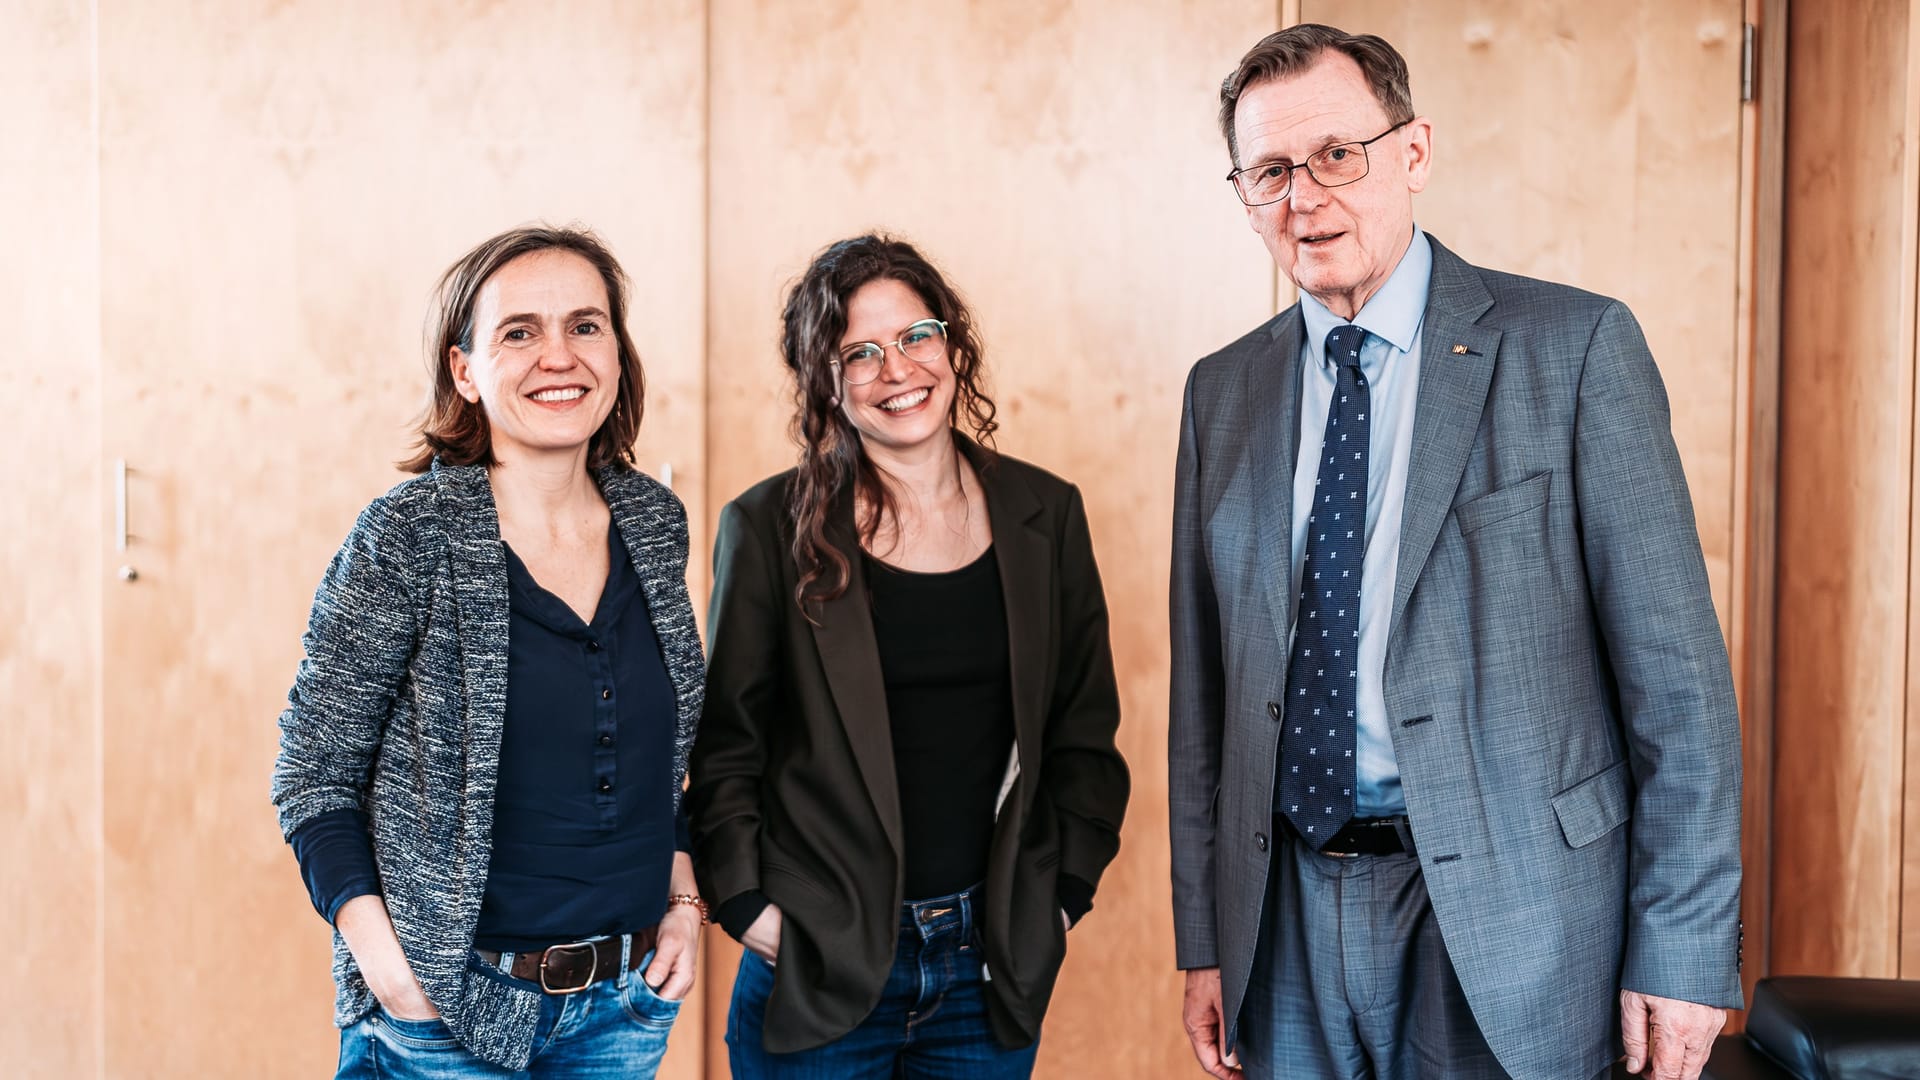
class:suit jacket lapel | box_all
[1389,239,1501,639]
[969,439,1050,796]
[1250,307,1306,653]
[807,491,905,859]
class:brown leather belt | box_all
[475,926,659,995]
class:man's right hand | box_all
[742,902,784,965]
[1182,966,1242,1078]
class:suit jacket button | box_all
[1267,701,1282,721]
[1255,832,1268,851]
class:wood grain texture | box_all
[0,2,104,1075]
[1309,0,1745,637]
[1775,0,1910,979]
[1317,0,1760,1005]
[704,3,1279,1075]
[1729,0,1786,1012]
[93,3,708,1076]
[1903,0,1920,982]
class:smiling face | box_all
[1234,50,1431,319]
[836,277,958,460]
[448,249,622,467]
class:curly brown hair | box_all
[780,234,999,611]
[401,224,645,474]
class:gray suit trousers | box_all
[1239,825,1508,1080]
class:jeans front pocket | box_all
[368,1007,462,1052]
[620,950,685,1029]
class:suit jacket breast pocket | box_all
[1452,471,1552,536]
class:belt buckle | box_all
[538,939,600,995]
[1322,847,1360,859]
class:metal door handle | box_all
[115,459,137,583]
[115,459,130,552]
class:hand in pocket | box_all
[742,903,783,965]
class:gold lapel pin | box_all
[1451,343,1469,355]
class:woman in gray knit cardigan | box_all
[272,226,707,1077]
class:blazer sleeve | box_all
[1573,301,1744,1009]
[1167,367,1225,971]
[1041,484,1130,895]
[270,496,420,839]
[686,498,780,908]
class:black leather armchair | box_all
[1610,977,1920,1079]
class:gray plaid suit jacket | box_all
[1168,236,1742,1079]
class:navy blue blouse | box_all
[290,524,687,950]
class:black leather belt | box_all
[1282,815,1415,857]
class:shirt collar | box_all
[1299,226,1433,369]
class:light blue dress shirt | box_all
[1289,227,1432,817]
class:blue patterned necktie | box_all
[1278,323,1370,850]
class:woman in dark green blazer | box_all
[688,234,1130,1078]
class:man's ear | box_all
[1403,116,1434,195]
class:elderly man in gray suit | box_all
[1168,25,1743,1080]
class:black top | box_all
[867,546,1017,899]
[711,543,1094,941]
[289,524,688,949]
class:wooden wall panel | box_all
[1902,0,1920,982]
[1317,0,1766,1000]
[1775,0,1912,979]
[1309,0,1745,633]
[0,1,103,1074]
[94,3,708,1076]
[705,3,1279,1075]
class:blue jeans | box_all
[725,885,1039,1079]
[335,948,681,1079]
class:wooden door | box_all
[704,4,1279,1075]
[0,1,105,1074]
[93,3,708,1076]
[1313,0,1770,1010]
[1307,1,1748,629]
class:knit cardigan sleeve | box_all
[271,494,423,838]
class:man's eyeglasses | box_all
[833,319,949,386]
[1226,120,1411,207]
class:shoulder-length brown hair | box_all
[781,234,999,611]
[401,225,645,473]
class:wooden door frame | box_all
[1733,0,1785,1014]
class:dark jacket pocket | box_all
[1551,760,1632,849]
[760,857,834,905]
[1453,471,1552,535]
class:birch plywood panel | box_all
[0,1,103,1074]
[1305,0,1746,637]
[95,3,708,1076]
[706,3,1278,1076]
[1313,0,1762,999]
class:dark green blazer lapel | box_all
[1388,237,1502,640]
[807,489,905,860]
[966,438,1051,791]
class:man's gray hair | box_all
[1219,24,1415,168]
